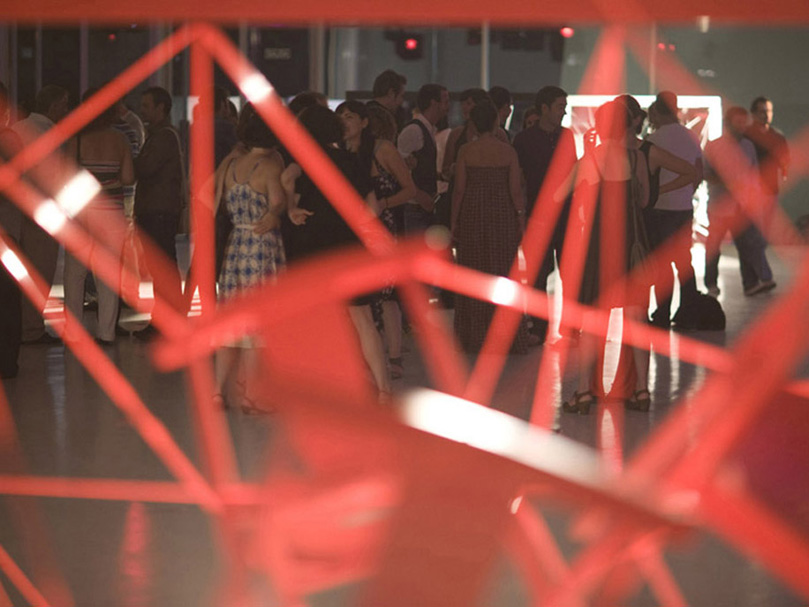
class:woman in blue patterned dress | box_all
[213,110,307,413]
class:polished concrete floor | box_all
[1,243,807,606]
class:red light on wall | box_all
[405,37,418,50]
[108,33,117,41]
[560,27,575,39]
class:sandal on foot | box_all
[562,390,596,415]
[625,389,651,412]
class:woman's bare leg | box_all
[349,304,391,394]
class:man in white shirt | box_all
[646,91,702,328]
[397,84,449,235]
[11,85,70,344]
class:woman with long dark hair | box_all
[284,103,391,400]
[339,100,417,378]
[213,110,292,413]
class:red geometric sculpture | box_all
[1,9,809,607]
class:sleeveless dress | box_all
[454,165,528,354]
[371,154,401,302]
[578,150,650,308]
[218,162,285,300]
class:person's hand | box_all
[253,212,281,234]
[288,207,313,226]
[415,190,435,212]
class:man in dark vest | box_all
[396,84,449,235]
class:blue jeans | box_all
[705,209,772,291]
[403,204,433,235]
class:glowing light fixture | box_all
[240,74,274,104]
[34,200,68,234]
[56,169,100,217]
[1,248,28,281]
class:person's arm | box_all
[648,144,698,194]
[118,132,135,187]
[779,134,790,181]
[451,149,467,234]
[397,123,422,162]
[508,148,526,231]
[376,141,417,211]
[253,158,285,234]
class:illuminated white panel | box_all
[1,248,28,281]
[34,200,67,234]
[490,276,520,307]
[240,74,274,104]
[56,169,100,217]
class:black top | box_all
[283,146,373,262]
[401,118,437,197]
[134,119,185,216]
[513,125,577,216]
[639,140,660,209]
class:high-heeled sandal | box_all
[625,388,651,412]
[562,390,596,415]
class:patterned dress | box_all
[454,165,528,354]
[218,164,285,300]
[371,156,401,302]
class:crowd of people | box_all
[0,71,791,415]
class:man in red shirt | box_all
[746,96,790,238]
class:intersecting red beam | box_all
[0,228,222,514]
[7,0,809,24]
[0,543,51,607]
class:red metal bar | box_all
[0,543,51,607]
[189,41,217,316]
[7,0,809,25]
[0,228,221,514]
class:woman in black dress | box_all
[284,104,391,399]
[451,100,528,354]
[562,101,652,414]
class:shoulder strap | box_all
[245,161,262,180]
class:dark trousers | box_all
[0,264,22,378]
[530,207,571,339]
[135,213,184,322]
[705,209,772,291]
[403,204,433,236]
[647,209,699,319]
